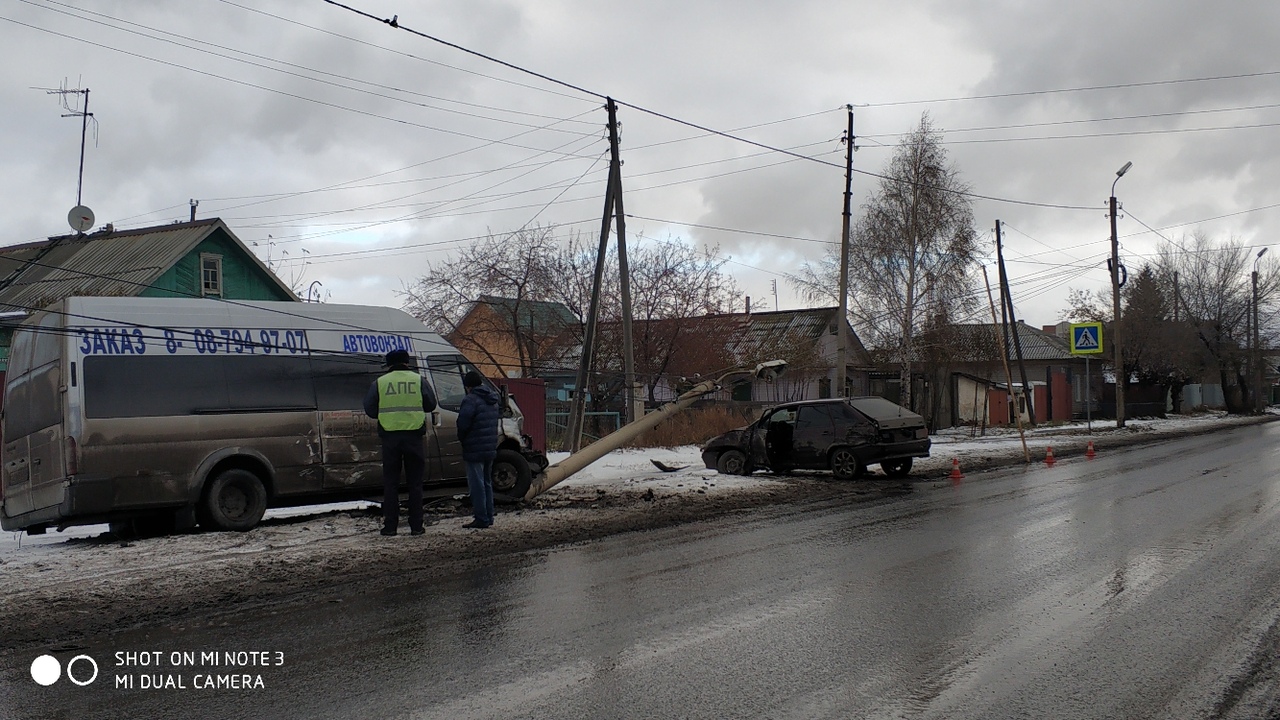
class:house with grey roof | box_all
[0,217,298,374]
[880,320,1090,430]
[640,306,874,404]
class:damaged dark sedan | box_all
[701,396,931,479]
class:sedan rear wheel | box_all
[881,458,913,478]
[715,449,750,476]
[829,447,864,481]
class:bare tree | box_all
[400,226,572,378]
[1154,233,1278,413]
[555,235,741,405]
[1065,262,1212,413]
[790,114,981,411]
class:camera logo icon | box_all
[31,654,98,686]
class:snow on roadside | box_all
[0,411,1272,577]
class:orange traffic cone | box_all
[948,457,965,480]
[1085,441,1096,459]
[1044,446,1057,466]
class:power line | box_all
[219,0,596,104]
[628,215,835,246]
[863,101,1280,138]
[236,131,607,233]
[933,120,1280,146]
[855,68,1280,108]
[21,0,601,133]
[319,1,1098,212]
[0,14,599,157]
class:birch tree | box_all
[791,114,980,410]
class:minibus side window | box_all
[426,356,483,412]
[30,315,62,369]
[82,356,317,418]
[7,327,34,378]
[222,356,315,410]
[312,354,382,411]
[5,365,61,438]
[84,356,229,418]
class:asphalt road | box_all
[10,422,1280,720]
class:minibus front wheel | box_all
[199,468,268,532]
[493,449,533,500]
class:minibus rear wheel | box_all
[199,469,268,531]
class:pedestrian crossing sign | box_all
[1070,322,1104,354]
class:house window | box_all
[200,254,223,296]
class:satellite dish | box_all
[68,205,95,233]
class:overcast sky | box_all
[4,0,1280,329]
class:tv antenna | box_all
[35,80,97,232]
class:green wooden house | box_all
[0,217,297,373]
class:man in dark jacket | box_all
[364,349,438,536]
[456,370,500,528]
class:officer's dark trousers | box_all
[382,432,427,533]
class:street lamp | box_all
[1254,248,1268,411]
[1110,161,1132,427]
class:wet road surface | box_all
[9,422,1280,719]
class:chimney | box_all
[745,296,751,316]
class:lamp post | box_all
[1254,248,1267,411]
[1110,161,1132,428]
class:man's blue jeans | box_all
[465,458,494,526]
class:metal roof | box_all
[727,307,871,364]
[933,322,1074,362]
[0,218,294,313]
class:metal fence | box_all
[545,411,621,452]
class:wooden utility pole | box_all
[836,105,855,397]
[984,265,1029,461]
[995,220,1036,425]
[565,97,635,451]
[606,101,638,426]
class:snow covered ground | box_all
[0,410,1272,559]
[2,410,1276,650]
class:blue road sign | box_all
[1070,322,1104,354]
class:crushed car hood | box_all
[704,426,750,449]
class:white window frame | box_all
[200,253,223,297]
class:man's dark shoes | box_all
[380,528,397,536]
[461,520,490,529]
[410,528,426,536]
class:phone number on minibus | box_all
[76,328,311,356]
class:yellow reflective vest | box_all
[376,370,427,431]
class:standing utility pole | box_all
[1173,271,1180,323]
[1110,162,1132,428]
[836,105,855,397]
[565,98,635,452]
[984,266,1029,462]
[995,220,1036,425]
[1254,248,1268,412]
[610,103,638,427]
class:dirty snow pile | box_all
[0,410,1271,562]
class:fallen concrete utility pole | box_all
[524,360,787,500]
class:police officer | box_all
[363,349,438,536]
